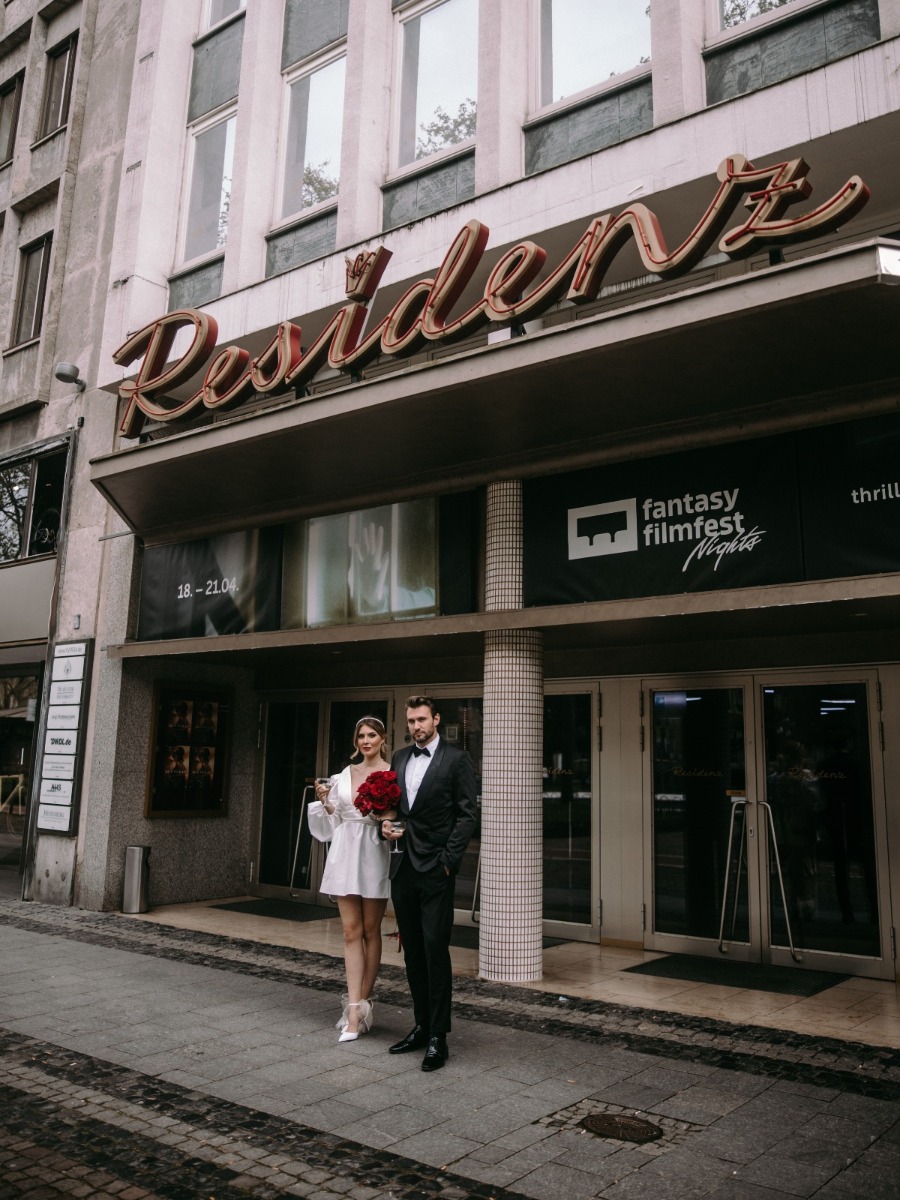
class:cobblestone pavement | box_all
[0,900,898,1199]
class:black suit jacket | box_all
[390,740,477,874]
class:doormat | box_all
[210,901,570,949]
[211,899,339,922]
[625,954,848,997]
[449,925,570,951]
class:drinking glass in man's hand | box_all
[387,819,406,854]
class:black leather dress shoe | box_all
[388,1025,430,1054]
[421,1035,448,1072]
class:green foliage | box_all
[722,0,795,27]
[416,97,477,160]
[0,464,28,563]
[300,159,339,208]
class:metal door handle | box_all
[718,797,747,954]
[289,784,317,898]
[759,800,802,963]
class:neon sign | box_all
[114,154,868,437]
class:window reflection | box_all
[208,0,245,28]
[652,689,748,940]
[543,694,592,924]
[438,698,483,911]
[0,450,66,564]
[763,683,880,957]
[399,0,477,165]
[0,674,38,869]
[540,0,650,106]
[282,56,345,218]
[0,463,29,563]
[185,113,235,261]
[260,701,319,889]
[284,498,438,629]
[721,0,797,30]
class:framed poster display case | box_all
[146,685,231,817]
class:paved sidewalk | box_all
[0,900,898,1199]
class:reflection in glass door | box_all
[430,697,483,914]
[258,700,319,895]
[257,695,389,901]
[651,688,750,947]
[762,682,881,962]
[543,694,592,925]
[0,673,39,882]
[648,675,889,976]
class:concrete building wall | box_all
[64,0,900,993]
[0,0,139,903]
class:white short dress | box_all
[314,767,391,900]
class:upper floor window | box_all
[208,0,245,29]
[540,0,650,107]
[721,0,798,28]
[11,233,52,347]
[183,110,236,262]
[281,54,345,219]
[397,0,477,167]
[0,72,23,164]
[38,32,77,139]
[0,449,66,564]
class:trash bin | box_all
[122,844,151,913]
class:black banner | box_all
[800,413,900,580]
[138,528,282,640]
[524,436,803,605]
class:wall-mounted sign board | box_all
[35,639,93,837]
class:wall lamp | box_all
[54,361,86,391]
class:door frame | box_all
[252,687,394,904]
[252,681,605,942]
[641,673,761,963]
[641,667,895,979]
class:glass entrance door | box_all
[761,680,884,970]
[0,673,39,889]
[256,693,390,903]
[650,684,755,957]
[646,673,892,978]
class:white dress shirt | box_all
[405,734,439,808]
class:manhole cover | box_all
[579,1114,663,1144]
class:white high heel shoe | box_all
[337,999,372,1043]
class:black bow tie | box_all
[412,746,431,758]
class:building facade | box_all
[0,0,138,903]
[38,0,900,986]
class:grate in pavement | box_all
[538,1099,705,1157]
[580,1113,663,1143]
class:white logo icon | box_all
[568,499,638,560]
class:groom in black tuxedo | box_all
[382,695,477,1071]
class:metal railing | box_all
[288,783,317,898]
[717,795,802,963]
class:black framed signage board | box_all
[36,639,93,836]
[799,413,900,580]
[524,413,900,608]
[523,436,803,606]
[146,685,231,818]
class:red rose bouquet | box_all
[353,770,401,819]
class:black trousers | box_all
[391,855,455,1034]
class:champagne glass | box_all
[388,819,406,854]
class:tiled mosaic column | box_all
[479,481,544,981]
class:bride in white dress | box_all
[311,716,393,1042]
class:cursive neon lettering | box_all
[113,155,870,436]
